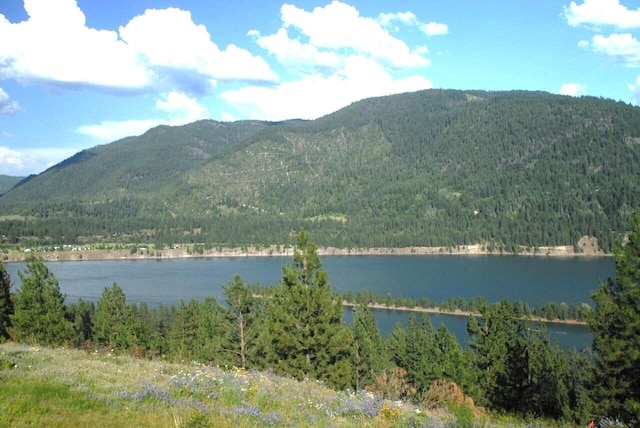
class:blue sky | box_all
[1,0,639,176]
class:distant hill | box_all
[0,175,24,195]
[1,89,639,251]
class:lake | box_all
[4,255,614,350]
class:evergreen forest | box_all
[1,90,640,251]
[2,225,640,426]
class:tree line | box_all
[1,226,639,425]
[340,290,593,323]
[2,91,640,253]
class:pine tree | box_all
[0,261,13,341]
[223,274,260,368]
[351,303,389,390]
[68,299,95,346]
[10,255,74,346]
[265,230,352,389]
[589,217,640,423]
[468,300,570,418]
[93,283,133,351]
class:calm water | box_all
[5,255,614,350]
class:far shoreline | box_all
[2,242,610,263]
[343,301,589,326]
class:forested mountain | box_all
[1,89,639,250]
[0,175,23,195]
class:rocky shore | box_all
[2,240,608,263]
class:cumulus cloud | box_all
[0,146,76,176]
[379,11,448,36]
[626,75,640,103]
[0,0,277,94]
[559,83,587,96]
[254,28,341,71]
[275,1,429,69]
[77,91,208,141]
[579,33,640,66]
[565,0,640,29]
[0,88,20,114]
[0,0,150,90]
[230,2,433,121]
[119,8,277,87]
[222,55,432,121]
[421,22,449,36]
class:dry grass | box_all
[0,343,564,427]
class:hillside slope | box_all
[0,175,23,195]
[1,89,639,250]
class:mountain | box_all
[0,175,24,195]
[1,89,639,251]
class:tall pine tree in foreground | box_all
[0,261,13,341]
[93,283,133,350]
[10,256,74,346]
[265,230,352,389]
[589,217,640,423]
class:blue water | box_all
[5,255,614,350]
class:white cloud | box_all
[228,2,434,121]
[76,118,164,142]
[0,146,76,176]
[255,28,340,70]
[421,22,449,36]
[119,8,277,85]
[222,55,432,121]
[559,83,587,96]
[626,75,640,104]
[579,33,640,66]
[0,88,20,114]
[565,0,640,29]
[379,11,448,36]
[0,0,277,94]
[0,0,150,89]
[379,11,419,27]
[278,1,429,69]
[77,91,208,141]
[155,91,208,123]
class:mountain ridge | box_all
[1,89,639,251]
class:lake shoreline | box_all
[4,242,610,263]
[343,301,589,326]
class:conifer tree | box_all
[223,274,260,368]
[68,299,95,346]
[93,283,133,351]
[351,303,389,390]
[468,300,570,418]
[589,217,640,423]
[265,230,352,389]
[0,261,13,341]
[10,255,74,346]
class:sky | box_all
[1,0,640,176]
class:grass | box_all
[0,342,568,427]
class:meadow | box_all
[0,342,569,428]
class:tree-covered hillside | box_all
[0,175,23,195]
[1,90,639,250]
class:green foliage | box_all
[351,303,390,390]
[9,255,74,346]
[0,174,23,195]
[467,300,571,419]
[93,283,133,350]
[589,217,640,423]
[223,274,261,368]
[0,261,13,340]
[2,90,639,250]
[264,230,353,389]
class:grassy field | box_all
[0,342,566,427]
